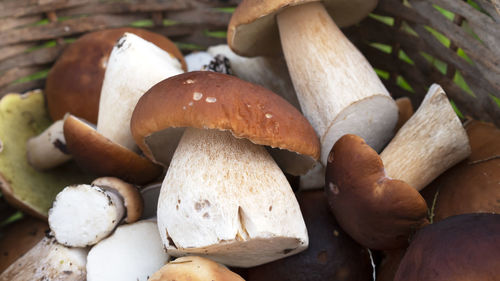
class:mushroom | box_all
[394,213,500,281]
[63,32,184,184]
[27,28,186,171]
[185,51,217,72]
[48,177,143,247]
[149,256,245,281]
[0,236,88,281]
[246,190,373,280]
[422,120,500,222]
[0,90,93,219]
[228,0,399,165]
[130,71,320,267]
[395,97,414,132]
[140,182,162,219]
[86,220,169,281]
[325,84,471,250]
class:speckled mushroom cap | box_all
[130,71,320,175]
[63,115,162,184]
[45,27,187,123]
[325,134,429,250]
[227,0,378,56]
[394,213,500,281]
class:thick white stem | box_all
[97,33,183,151]
[26,119,72,170]
[277,2,398,165]
[380,84,471,191]
[157,128,308,267]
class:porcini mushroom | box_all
[228,0,399,165]
[0,236,88,281]
[48,177,143,247]
[86,220,169,281]
[63,32,184,184]
[140,182,162,219]
[325,85,471,250]
[131,71,320,267]
[394,213,500,281]
[149,256,245,281]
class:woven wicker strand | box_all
[0,0,499,126]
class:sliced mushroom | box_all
[228,0,398,165]
[325,85,471,250]
[86,220,169,281]
[0,236,88,281]
[131,71,320,267]
[149,256,245,281]
[64,32,184,184]
[48,177,142,247]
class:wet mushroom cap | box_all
[227,0,378,56]
[130,71,320,175]
[394,213,500,281]
[45,27,187,123]
[325,134,429,250]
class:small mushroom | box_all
[48,177,143,247]
[63,32,184,184]
[228,0,399,165]
[0,236,88,281]
[325,85,471,250]
[394,213,500,281]
[0,90,93,219]
[86,220,169,281]
[149,256,245,281]
[131,71,320,267]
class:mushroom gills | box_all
[158,127,308,267]
[48,184,125,247]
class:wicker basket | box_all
[0,0,499,273]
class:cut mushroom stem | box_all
[276,2,398,165]
[48,177,142,247]
[0,236,88,281]
[96,32,183,151]
[26,119,72,171]
[380,84,471,191]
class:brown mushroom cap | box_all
[149,256,245,281]
[325,134,429,250]
[91,177,144,223]
[228,0,378,56]
[394,213,500,281]
[63,115,162,184]
[246,190,373,281]
[422,120,500,222]
[45,27,187,123]
[130,71,320,175]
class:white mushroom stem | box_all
[158,128,308,267]
[26,119,72,170]
[96,32,183,151]
[299,161,325,190]
[207,44,302,110]
[0,237,88,281]
[380,84,471,191]
[276,2,398,165]
[86,220,169,281]
[48,184,125,247]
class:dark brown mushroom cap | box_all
[130,71,320,175]
[394,213,500,281]
[45,27,187,123]
[246,190,373,281]
[325,134,429,250]
[227,0,377,56]
[422,120,500,222]
[63,115,162,185]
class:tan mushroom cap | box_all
[325,134,429,250]
[45,27,187,123]
[91,177,144,223]
[228,0,378,56]
[63,115,162,185]
[131,71,320,175]
[149,256,245,281]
